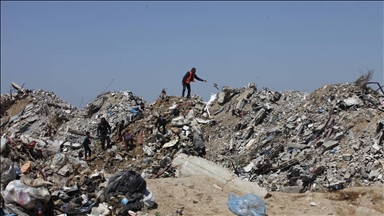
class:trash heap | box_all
[1,73,384,215]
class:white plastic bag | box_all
[2,180,50,210]
[50,153,67,170]
[143,188,156,208]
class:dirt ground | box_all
[145,176,384,216]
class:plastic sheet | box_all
[227,193,266,216]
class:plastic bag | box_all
[1,180,51,210]
[227,193,266,216]
[60,202,93,214]
[14,165,21,177]
[67,156,89,170]
[143,188,156,208]
[104,170,146,202]
[105,170,146,213]
[46,140,61,157]
[1,157,16,187]
[50,153,67,170]
[3,203,29,216]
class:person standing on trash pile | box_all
[181,67,207,98]
[116,120,125,142]
[155,115,167,135]
[123,131,134,151]
[97,117,111,150]
[82,131,92,160]
[129,103,145,121]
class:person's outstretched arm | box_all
[194,74,207,82]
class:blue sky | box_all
[1,1,383,108]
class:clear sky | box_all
[1,1,383,108]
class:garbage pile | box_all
[1,73,384,215]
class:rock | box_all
[369,169,381,179]
[236,99,245,111]
[322,141,339,151]
[217,92,227,105]
[310,202,317,206]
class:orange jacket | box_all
[182,70,204,84]
[184,71,194,84]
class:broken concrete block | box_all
[372,143,380,151]
[236,88,255,102]
[243,126,254,140]
[217,92,227,105]
[369,169,381,179]
[287,143,307,150]
[194,104,205,112]
[343,96,362,107]
[285,124,295,129]
[322,141,339,151]
[248,82,256,89]
[11,82,25,92]
[253,108,266,126]
[243,162,255,172]
[245,139,257,150]
[376,119,384,134]
[334,132,344,140]
[342,154,352,161]
[172,153,268,198]
[222,86,241,94]
[236,99,245,111]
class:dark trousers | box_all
[100,134,111,150]
[182,83,191,98]
[83,144,91,158]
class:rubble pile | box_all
[1,75,384,215]
[0,87,78,139]
[55,90,147,145]
[209,82,384,193]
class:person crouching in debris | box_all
[116,120,125,142]
[159,88,167,100]
[82,132,92,160]
[123,131,134,151]
[155,115,167,135]
[181,67,207,98]
[97,117,111,150]
[129,103,145,121]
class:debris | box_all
[20,161,32,174]
[2,180,50,210]
[1,76,384,214]
[104,170,146,213]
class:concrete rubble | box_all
[1,74,384,215]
